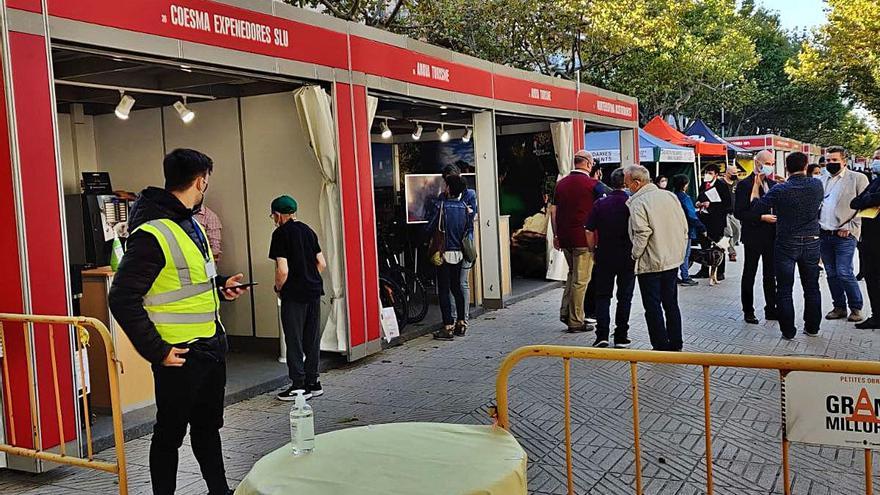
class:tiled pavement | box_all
[1,259,878,494]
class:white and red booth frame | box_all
[0,0,640,469]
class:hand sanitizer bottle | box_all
[289,390,314,455]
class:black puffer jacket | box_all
[108,187,228,365]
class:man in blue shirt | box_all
[750,152,824,339]
[584,169,634,348]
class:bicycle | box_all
[378,236,429,324]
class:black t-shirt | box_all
[268,220,324,302]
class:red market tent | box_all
[644,116,728,186]
[643,116,727,157]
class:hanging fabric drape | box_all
[293,85,346,352]
[546,122,573,281]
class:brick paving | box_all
[1,259,878,494]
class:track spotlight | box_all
[173,98,195,124]
[412,122,423,140]
[381,119,392,139]
[115,91,135,120]
[437,125,450,142]
[462,127,472,143]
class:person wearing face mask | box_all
[695,164,733,281]
[109,149,249,495]
[849,152,880,329]
[819,146,870,323]
[749,151,824,339]
[624,165,689,351]
[269,195,327,399]
[734,150,779,324]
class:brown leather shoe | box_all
[848,310,865,322]
[453,320,468,337]
[825,307,848,320]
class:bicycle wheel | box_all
[400,269,429,323]
[378,276,408,331]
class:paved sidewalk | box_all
[1,259,878,494]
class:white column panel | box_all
[619,128,636,166]
[473,110,503,307]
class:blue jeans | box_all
[680,240,693,281]
[774,237,822,337]
[820,232,863,310]
[637,269,682,351]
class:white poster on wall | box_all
[784,371,880,449]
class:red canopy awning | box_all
[643,116,727,157]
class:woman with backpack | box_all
[427,173,475,340]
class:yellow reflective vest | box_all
[132,218,220,344]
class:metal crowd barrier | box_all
[0,313,127,494]
[495,345,880,495]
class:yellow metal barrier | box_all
[0,313,127,494]
[495,345,880,495]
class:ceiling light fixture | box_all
[412,122,423,140]
[174,97,195,124]
[462,127,473,143]
[437,125,450,143]
[114,91,135,120]
[381,119,392,139]
[440,105,448,110]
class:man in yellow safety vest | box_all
[109,149,247,495]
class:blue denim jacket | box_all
[676,191,706,240]
[426,196,473,251]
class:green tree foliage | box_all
[788,0,880,118]
[296,0,879,153]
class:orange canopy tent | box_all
[643,116,727,156]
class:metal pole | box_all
[866,449,873,495]
[630,362,643,495]
[563,358,573,495]
[780,370,791,495]
[703,366,714,495]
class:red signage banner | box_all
[491,73,577,111]
[727,136,771,149]
[349,37,493,98]
[773,136,801,152]
[47,0,349,69]
[579,93,638,122]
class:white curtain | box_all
[294,86,346,352]
[546,121,573,281]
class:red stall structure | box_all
[727,134,804,176]
[0,0,639,473]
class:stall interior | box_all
[370,95,479,337]
[53,45,335,428]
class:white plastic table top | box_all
[234,422,528,495]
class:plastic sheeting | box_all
[546,122,572,281]
[293,86,346,353]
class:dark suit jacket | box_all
[697,180,733,241]
[734,174,776,247]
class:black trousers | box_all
[864,239,880,318]
[583,272,597,319]
[741,241,777,316]
[592,259,635,341]
[151,354,227,495]
[280,298,322,387]
[637,269,683,351]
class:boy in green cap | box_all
[269,195,327,400]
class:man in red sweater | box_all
[550,150,608,332]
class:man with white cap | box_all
[550,149,607,332]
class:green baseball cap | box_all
[270,195,298,214]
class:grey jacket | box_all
[820,168,870,239]
[627,183,689,275]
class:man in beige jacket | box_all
[624,165,689,351]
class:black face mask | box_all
[826,162,842,175]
